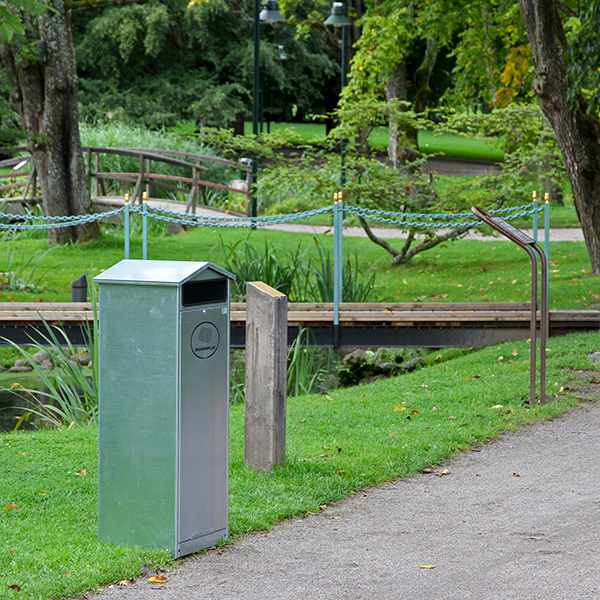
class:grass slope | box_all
[0,227,595,310]
[1,332,598,599]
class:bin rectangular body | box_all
[95,260,233,557]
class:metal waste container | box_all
[94,259,234,557]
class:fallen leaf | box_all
[393,406,407,411]
[491,404,503,409]
[438,469,451,477]
[322,446,330,450]
[8,584,21,591]
[148,575,168,584]
[513,473,521,477]
[119,579,133,586]
[410,410,419,415]
[75,469,87,476]
[590,378,600,385]
[3,504,19,510]
[422,467,433,474]
[419,564,437,569]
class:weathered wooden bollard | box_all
[244,282,288,470]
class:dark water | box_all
[0,389,45,432]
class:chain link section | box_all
[344,203,541,230]
[0,202,542,232]
[0,208,125,230]
[130,204,335,228]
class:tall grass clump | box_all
[1,287,98,429]
[219,236,381,302]
[219,236,306,301]
[0,247,55,292]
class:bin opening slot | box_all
[182,279,227,307]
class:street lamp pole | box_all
[325,2,352,186]
[251,0,285,219]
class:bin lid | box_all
[93,260,235,285]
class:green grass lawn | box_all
[1,330,598,599]
[0,223,594,310]
[244,122,503,162]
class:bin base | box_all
[177,527,228,558]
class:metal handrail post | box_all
[532,241,549,403]
[471,206,547,405]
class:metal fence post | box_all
[142,191,148,260]
[544,192,550,313]
[333,192,343,347]
[532,190,538,243]
[124,194,130,260]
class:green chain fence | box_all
[0,198,549,325]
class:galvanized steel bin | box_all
[95,259,234,557]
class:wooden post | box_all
[244,281,288,470]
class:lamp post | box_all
[325,2,351,186]
[251,0,285,219]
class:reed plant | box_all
[218,236,380,303]
[219,236,305,301]
[1,284,98,430]
[0,246,55,292]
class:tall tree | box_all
[518,0,600,274]
[1,0,96,243]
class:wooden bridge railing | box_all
[0,146,252,214]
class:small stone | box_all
[8,366,33,373]
[14,359,33,369]
[400,357,423,371]
[39,359,54,371]
[342,349,368,366]
[73,353,91,365]
[588,351,600,365]
[31,350,51,363]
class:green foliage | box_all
[565,0,600,114]
[73,0,338,130]
[0,0,49,41]
[436,104,567,204]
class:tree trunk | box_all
[518,0,600,274]
[385,38,438,169]
[385,61,419,168]
[1,0,97,244]
[413,37,438,114]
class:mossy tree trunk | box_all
[1,0,98,244]
[518,0,600,274]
